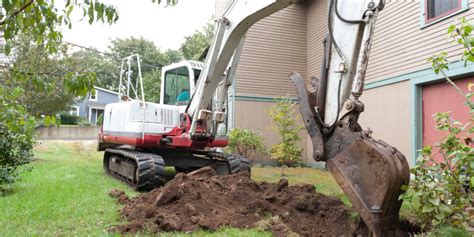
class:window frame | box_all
[163,66,191,105]
[420,0,469,28]
[69,106,79,116]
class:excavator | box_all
[98,0,410,235]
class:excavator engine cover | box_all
[327,138,410,234]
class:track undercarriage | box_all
[103,147,251,191]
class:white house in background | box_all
[70,86,120,125]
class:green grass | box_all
[0,140,138,236]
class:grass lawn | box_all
[0,140,348,236]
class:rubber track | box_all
[208,152,251,174]
[104,148,168,191]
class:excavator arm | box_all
[186,0,409,235]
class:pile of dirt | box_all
[109,167,409,236]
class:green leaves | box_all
[228,128,266,161]
[180,22,214,60]
[267,96,304,167]
[0,87,35,190]
[0,0,120,55]
[406,19,474,228]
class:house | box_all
[69,86,120,125]
[222,0,474,166]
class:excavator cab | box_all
[160,61,203,107]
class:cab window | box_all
[164,67,190,105]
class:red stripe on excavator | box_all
[102,133,228,148]
[102,134,162,147]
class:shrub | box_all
[0,87,35,193]
[402,105,473,229]
[267,96,304,167]
[59,112,81,125]
[227,128,266,162]
[402,18,474,230]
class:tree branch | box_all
[0,0,35,26]
[437,62,474,108]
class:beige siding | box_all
[359,80,412,163]
[235,4,307,97]
[366,0,474,82]
[306,0,328,79]
[234,100,311,162]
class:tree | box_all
[0,35,97,116]
[180,22,214,60]
[267,97,304,167]
[71,50,119,91]
[107,37,182,103]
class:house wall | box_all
[306,0,327,78]
[366,0,474,83]
[234,4,307,98]
[74,88,119,122]
[359,80,411,164]
[95,89,120,105]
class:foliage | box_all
[448,17,474,65]
[107,37,182,103]
[96,113,104,126]
[228,128,266,162]
[0,0,177,55]
[71,50,119,91]
[403,18,474,230]
[1,0,117,54]
[59,112,81,125]
[180,22,214,60]
[0,87,35,193]
[0,35,97,116]
[267,97,304,167]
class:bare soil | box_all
[110,167,416,236]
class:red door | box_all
[422,77,473,162]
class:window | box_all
[164,66,191,105]
[69,106,79,116]
[423,0,467,25]
[89,90,98,101]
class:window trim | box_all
[420,0,469,28]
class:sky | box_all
[62,0,215,52]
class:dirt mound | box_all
[109,167,406,236]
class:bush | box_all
[402,105,473,229]
[0,87,35,193]
[267,96,304,167]
[227,128,266,162]
[59,112,81,125]
[402,18,474,230]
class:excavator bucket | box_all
[290,71,410,234]
[327,138,410,235]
